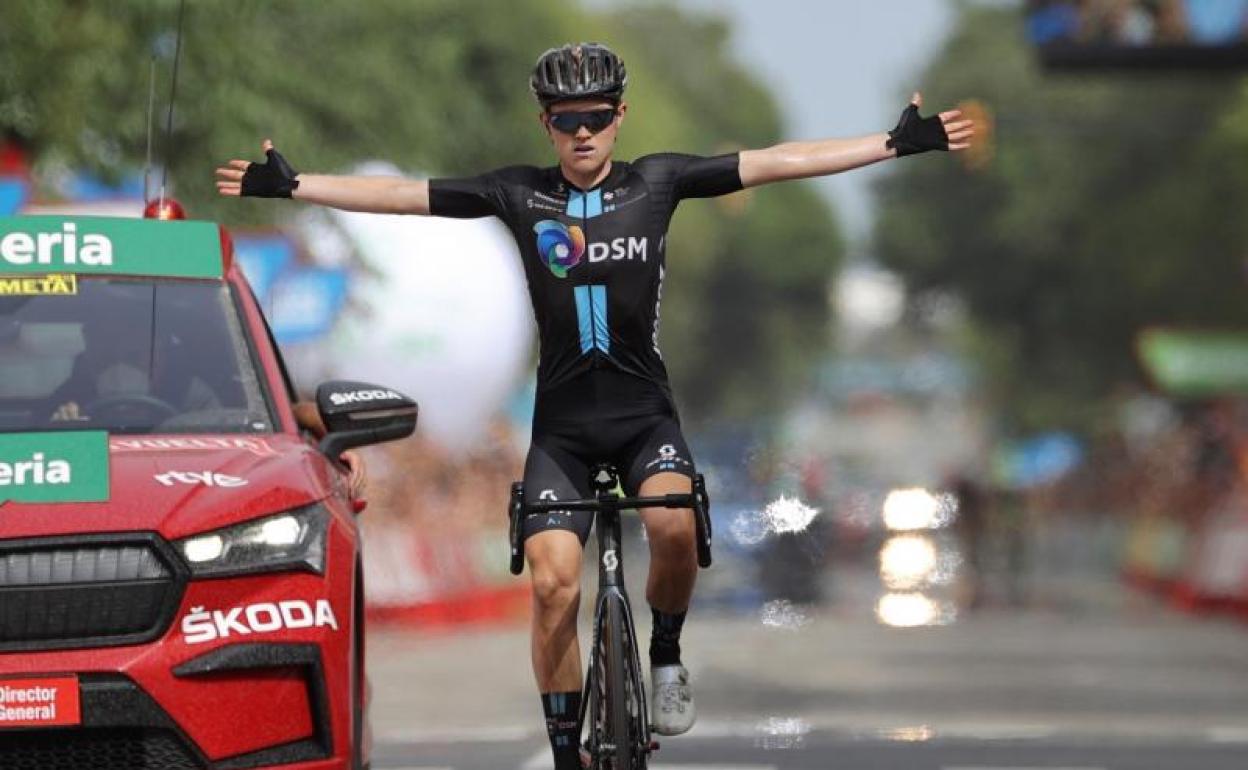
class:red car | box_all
[0,214,416,769]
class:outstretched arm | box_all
[216,139,432,215]
[294,173,430,215]
[738,93,974,188]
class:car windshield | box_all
[0,277,274,435]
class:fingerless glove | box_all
[241,148,300,198]
[887,103,948,158]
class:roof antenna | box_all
[143,55,156,205]
[157,0,187,211]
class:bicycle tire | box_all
[621,595,651,770]
[603,597,639,769]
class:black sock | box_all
[649,607,687,667]
[541,690,582,770]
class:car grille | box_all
[0,538,184,650]
[0,727,203,770]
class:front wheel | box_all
[596,596,646,769]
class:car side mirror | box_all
[315,380,418,458]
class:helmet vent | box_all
[531,42,627,107]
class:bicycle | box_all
[508,463,713,770]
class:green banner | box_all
[1137,329,1248,396]
[0,431,110,503]
[0,216,222,279]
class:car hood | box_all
[0,434,335,541]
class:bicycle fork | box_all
[579,505,654,766]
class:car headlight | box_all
[175,505,329,577]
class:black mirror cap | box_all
[315,380,418,457]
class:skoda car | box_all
[0,214,416,769]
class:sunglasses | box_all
[546,108,618,135]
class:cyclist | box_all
[217,42,972,769]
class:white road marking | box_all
[379,725,533,744]
[520,744,778,770]
[938,724,1059,741]
[519,748,549,770]
[943,767,1106,770]
[652,766,777,770]
[684,720,761,738]
[384,767,455,770]
[687,719,1060,743]
[1208,726,1248,744]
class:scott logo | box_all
[645,443,691,471]
[539,489,569,524]
[181,600,339,645]
[602,550,619,572]
[330,389,401,406]
[0,222,112,267]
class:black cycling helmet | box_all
[530,42,627,108]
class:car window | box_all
[0,278,275,434]
[249,283,299,407]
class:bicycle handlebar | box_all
[507,476,713,575]
[523,493,696,514]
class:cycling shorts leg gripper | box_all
[623,416,696,495]
[522,440,595,545]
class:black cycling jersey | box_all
[429,153,742,420]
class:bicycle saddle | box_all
[589,463,620,494]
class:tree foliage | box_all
[873,4,1248,430]
[0,0,843,420]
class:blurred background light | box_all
[882,487,955,531]
[875,592,957,628]
[763,495,820,534]
[879,534,939,590]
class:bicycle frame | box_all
[583,495,651,764]
[507,466,713,768]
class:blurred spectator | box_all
[1027,0,1082,44]
[1110,0,1161,45]
[1192,398,1242,506]
[364,418,523,537]
[950,473,988,609]
[1024,391,1246,603]
[1183,0,1248,44]
[1028,0,1248,45]
[1117,389,1178,460]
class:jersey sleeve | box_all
[635,152,743,201]
[674,152,743,200]
[427,171,508,219]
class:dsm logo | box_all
[533,220,585,278]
